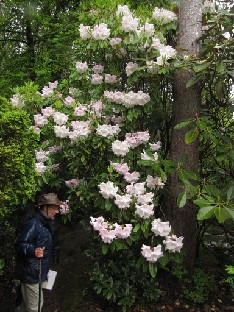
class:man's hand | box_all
[35,247,45,258]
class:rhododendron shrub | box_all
[10,2,182,309]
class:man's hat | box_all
[37,193,62,206]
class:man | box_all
[15,193,62,312]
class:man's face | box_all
[43,205,60,218]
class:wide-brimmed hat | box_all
[37,193,62,206]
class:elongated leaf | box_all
[102,244,109,255]
[193,61,211,72]
[174,120,193,130]
[224,207,234,221]
[149,263,158,278]
[185,128,199,144]
[197,206,214,220]
[133,224,141,233]
[194,197,214,207]
[227,186,234,200]
[214,206,230,223]
[177,192,187,208]
[186,76,201,88]
[136,256,144,269]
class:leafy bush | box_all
[225,265,234,296]
[183,268,217,304]
[0,101,39,276]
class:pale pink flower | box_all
[126,182,146,195]
[121,15,139,32]
[35,150,49,162]
[54,125,70,138]
[35,162,46,174]
[137,192,154,205]
[79,24,91,39]
[34,114,48,127]
[124,172,140,183]
[74,105,87,116]
[10,94,25,108]
[91,74,103,85]
[92,64,104,74]
[126,62,139,76]
[110,162,130,175]
[98,181,119,199]
[41,86,54,97]
[64,96,75,107]
[65,179,81,188]
[105,74,118,84]
[146,175,165,189]
[91,23,110,40]
[112,140,130,156]
[99,228,116,243]
[114,223,132,239]
[60,200,70,215]
[135,203,154,219]
[163,235,184,253]
[141,244,163,262]
[116,5,132,17]
[76,61,89,72]
[41,107,55,117]
[149,141,161,151]
[53,112,68,125]
[109,37,122,46]
[151,219,171,236]
[114,194,132,209]
[152,7,177,24]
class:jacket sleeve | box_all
[15,219,37,257]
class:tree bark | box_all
[165,0,202,271]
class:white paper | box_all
[43,270,57,290]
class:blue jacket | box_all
[15,209,54,283]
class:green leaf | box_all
[197,206,214,220]
[102,244,109,255]
[224,207,234,221]
[133,224,141,233]
[214,206,230,223]
[158,254,169,267]
[193,61,211,73]
[227,186,234,200]
[177,192,187,208]
[185,128,199,144]
[136,256,144,269]
[174,120,194,130]
[186,75,201,88]
[149,263,158,278]
[194,197,214,208]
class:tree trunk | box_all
[165,0,202,271]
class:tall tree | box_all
[165,0,202,270]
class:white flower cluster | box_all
[104,90,150,108]
[65,178,82,188]
[152,7,177,24]
[10,93,25,108]
[69,120,91,140]
[76,61,88,73]
[141,244,163,262]
[41,81,58,97]
[126,62,139,76]
[96,124,121,137]
[60,200,70,215]
[35,149,49,162]
[79,23,110,40]
[35,149,50,174]
[90,217,132,243]
[141,218,183,262]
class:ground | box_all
[0,221,233,312]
